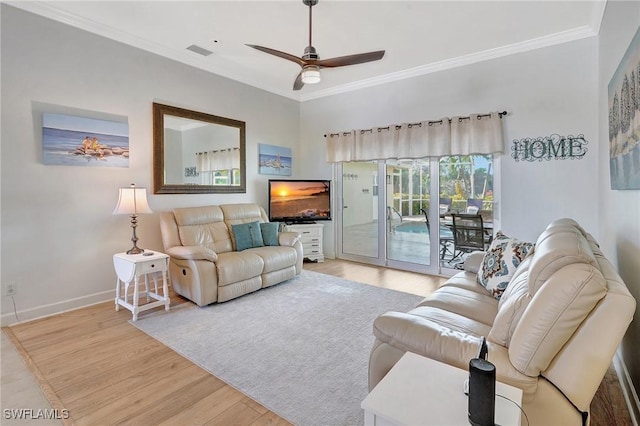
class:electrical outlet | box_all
[4,281,17,296]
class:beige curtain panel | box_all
[196,148,240,172]
[325,111,504,162]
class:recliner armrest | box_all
[373,311,538,395]
[464,251,486,274]
[165,245,218,262]
[374,311,483,369]
[278,231,301,247]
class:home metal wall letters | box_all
[511,134,588,162]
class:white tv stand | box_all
[284,222,324,262]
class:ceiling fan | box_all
[246,0,385,91]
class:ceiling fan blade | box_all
[246,44,307,67]
[316,50,385,68]
[293,71,304,91]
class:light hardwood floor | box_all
[2,259,632,425]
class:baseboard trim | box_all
[0,289,115,327]
[614,349,640,426]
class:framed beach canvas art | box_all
[42,113,129,167]
[259,144,292,176]
[608,25,640,190]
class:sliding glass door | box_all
[339,161,381,262]
[337,160,440,274]
[337,155,496,275]
[385,159,435,268]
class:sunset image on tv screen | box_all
[270,181,330,219]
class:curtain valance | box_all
[325,111,505,163]
[196,148,240,172]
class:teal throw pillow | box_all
[260,222,280,246]
[232,221,264,251]
[477,231,534,299]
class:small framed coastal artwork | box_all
[42,112,129,167]
[259,143,292,176]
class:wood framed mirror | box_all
[152,103,246,194]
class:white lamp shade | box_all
[301,65,321,84]
[113,185,152,215]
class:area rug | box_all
[132,270,424,426]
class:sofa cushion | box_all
[477,231,534,299]
[220,203,269,250]
[247,245,298,273]
[418,286,498,326]
[232,221,265,251]
[173,205,233,253]
[488,267,531,347]
[509,263,607,377]
[220,203,268,223]
[260,222,280,246]
[440,271,492,296]
[405,306,493,337]
[215,251,265,286]
[527,225,598,294]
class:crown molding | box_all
[299,25,598,102]
[6,1,298,101]
[8,1,599,104]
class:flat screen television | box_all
[268,179,331,223]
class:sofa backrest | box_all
[220,203,268,225]
[508,223,606,376]
[495,219,635,412]
[220,204,268,250]
[526,224,599,294]
[541,254,635,412]
[159,203,270,253]
[172,205,233,253]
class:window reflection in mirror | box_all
[153,103,246,194]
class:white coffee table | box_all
[362,351,523,426]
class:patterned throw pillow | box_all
[477,231,534,299]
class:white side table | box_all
[113,251,170,321]
[362,352,523,426]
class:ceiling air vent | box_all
[186,44,213,56]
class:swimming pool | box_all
[394,221,454,238]
[394,221,428,234]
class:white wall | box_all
[597,0,640,411]
[0,5,299,324]
[300,37,598,258]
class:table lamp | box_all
[113,183,152,254]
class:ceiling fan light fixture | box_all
[247,0,384,90]
[301,65,321,84]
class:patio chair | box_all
[466,198,483,214]
[420,208,454,260]
[450,213,485,265]
[466,205,479,214]
[438,197,452,215]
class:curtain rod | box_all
[324,110,507,138]
[195,147,239,155]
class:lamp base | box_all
[126,214,144,255]
[126,246,145,255]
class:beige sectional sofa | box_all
[159,203,303,306]
[369,218,635,425]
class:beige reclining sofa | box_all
[159,203,303,306]
[370,218,635,425]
